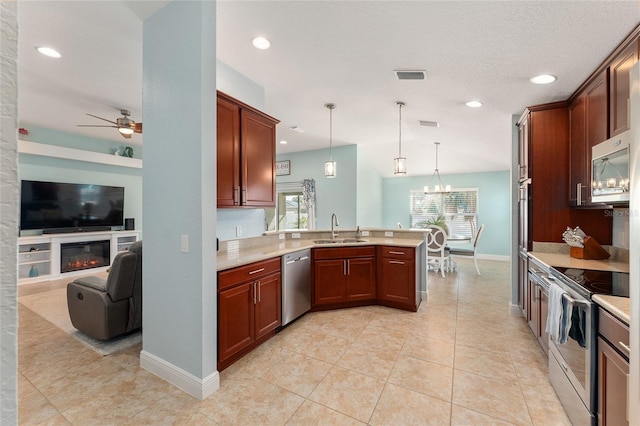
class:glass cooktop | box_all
[552,267,629,298]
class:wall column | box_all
[140,0,218,399]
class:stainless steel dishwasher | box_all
[281,249,311,327]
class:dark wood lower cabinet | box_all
[377,246,418,311]
[217,258,281,371]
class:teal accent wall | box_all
[277,145,358,230]
[18,128,143,233]
[356,145,383,228]
[382,170,511,256]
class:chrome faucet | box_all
[331,213,340,239]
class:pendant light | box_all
[324,103,337,178]
[394,101,407,175]
[424,142,451,193]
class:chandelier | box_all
[424,142,451,193]
[393,101,407,175]
[324,103,337,178]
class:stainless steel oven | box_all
[547,269,597,426]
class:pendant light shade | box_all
[324,103,337,178]
[424,142,451,193]
[394,101,407,175]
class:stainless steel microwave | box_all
[591,130,630,204]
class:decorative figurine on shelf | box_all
[113,148,121,156]
[18,128,29,140]
[29,265,39,278]
[122,146,134,158]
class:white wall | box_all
[142,0,218,398]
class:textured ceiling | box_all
[17,1,640,177]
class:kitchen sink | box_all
[313,239,368,244]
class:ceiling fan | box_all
[77,109,142,139]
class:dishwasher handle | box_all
[286,255,310,265]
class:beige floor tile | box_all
[259,351,332,397]
[286,400,365,425]
[454,343,518,383]
[353,324,405,353]
[370,383,451,425]
[297,329,351,364]
[521,382,573,425]
[309,366,385,423]
[337,343,398,380]
[319,316,367,341]
[388,355,453,402]
[401,334,455,367]
[452,369,533,425]
[227,338,292,377]
[199,373,304,425]
[18,374,63,425]
[451,404,518,425]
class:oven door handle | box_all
[561,292,590,306]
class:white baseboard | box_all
[140,350,219,400]
[509,303,523,317]
[421,291,429,301]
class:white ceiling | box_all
[18,1,640,178]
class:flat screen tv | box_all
[20,180,125,233]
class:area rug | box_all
[19,287,141,356]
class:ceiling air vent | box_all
[394,70,427,80]
[419,120,440,127]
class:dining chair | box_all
[449,224,485,275]
[425,225,451,278]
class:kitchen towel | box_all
[546,282,573,344]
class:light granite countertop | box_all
[528,251,629,273]
[593,295,630,325]
[216,237,424,271]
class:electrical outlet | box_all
[181,235,189,253]
[236,226,242,237]
[279,233,285,240]
[385,231,393,237]
[361,230,370,237]
[292,233,301,239]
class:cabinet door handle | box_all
[343,260,346,276]
[576,183,582,206]
[619,341,630,358]
[389,251,405,255]
[249,268,265,275]
[253,282,257,304]
[258,280,261,303]
[347,259,350,275]
[234,186,240,205]
[389,260,405,265]
[242,188,247,204]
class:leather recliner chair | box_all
[67,241,142,340]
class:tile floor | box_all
[18,258,571,425]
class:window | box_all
[410,188,478,238]
[266,179,316,232]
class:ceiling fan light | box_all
[118,127,134,135]
[35,46,61,58]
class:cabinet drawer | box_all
[599,307,629,359]
[313,246,375,260]
[218,257,281,291]
[380,246,414,261]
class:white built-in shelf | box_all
[18,140,142,169]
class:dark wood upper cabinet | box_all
[569,93,588,206]
[586,70,609,148]
[216,92,279,208]
[610,38,638,137]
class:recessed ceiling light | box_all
[465,101,483,108]
[530,74,557,84]
[35,46,61,58]
[279,140,288,144]
[251,37,271,50]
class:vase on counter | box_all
[29,265,39,278]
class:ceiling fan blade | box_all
[77,124,118,128]
[134,122,142,134]
[121,132,132,139]
[86,113,118,125]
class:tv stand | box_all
[18,230,141,284]
[43,226,112,234]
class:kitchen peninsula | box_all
[216,229,426,370]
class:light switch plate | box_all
[181,235,189,253]
[384,231,393,237]
[279,233,285,240]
